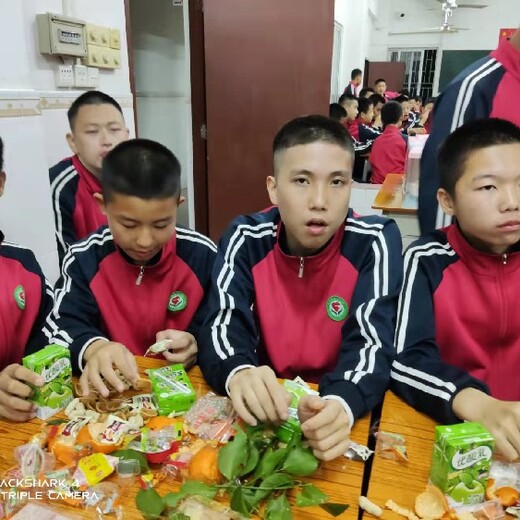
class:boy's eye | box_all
[478,185,496,191]
[293,178,309,185]
[154,224,169,229]
[86,130,98,134]
[122,223,137,229]
[109,127,122,132]
[331,179,345,186]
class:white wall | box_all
[129,0,194,228]
[0,0,135,283]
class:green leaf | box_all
[253,472,294,504]
[240,443,260,476]
[167,513,190,520]
[265,493,292,520]
[282,446,319,477]
[163,481,218,508]
[230,486,255,517]
[218,428,249,480]
[295,484,328,507]
[319,502,350,517]
[45,418,68,425]
[254,448,287,479]
[112,448,149,473]
[135,488,165,519]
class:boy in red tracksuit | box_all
[392,118,520,461]
[0,137,55,421]
[199,115,403,461]
[51,139,216,398]
[370,102,408,184]
[49,91,130,265]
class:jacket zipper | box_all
[502,253,508,265]
[136,265,145,285]
[298,257,304,278]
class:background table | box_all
[365,391,437,519]
[0,358,371,519]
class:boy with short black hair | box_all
[0,137,55,421]
[329,103,347,123]
[356,98,382,143]
[370,102,408,184]
[49,91,130,265]
[369,94,386,130]
[392,118,520,461]
[199,115,402,461]
[359,87,375,99]
[343,68,363,97]
[51,139,216,398]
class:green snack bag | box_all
[430,422,495,505]
[22,344,74,420]
[147,364,195,416]
[276,378,319,443]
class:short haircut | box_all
[0,137,3,171]
[358,97,374,115]
[375,78,386,85]
[425,96,436,106]
[338,93,358,106]
[329,103,347,121]
[369,93,386,106]
[394,95,410,104]
[359,87,375,98]
[101,139,181,202]
[381,101,403,127]
[272,115,354,172]
[398,88,411,97]
[413,95,423,104]
[439,118,520,197]
[68,90,124,130]
[351,68,362,80]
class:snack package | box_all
[430,422,495,505]
[275,377,319,443]
[486,460,520,507]
[83,482,123,518]
[184,393,238,442]
[11,503,81,519]
[22,344,74,420]
[73,453,118,487]
[455,499,505,520]
[374,431,408,462]
[147,364,196,416]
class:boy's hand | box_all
[81,340,139,397]
[155,330,197,369]
[228,366,291,426]
[0,364,44,422]
[298,395,352,461]
[453,388,520,461]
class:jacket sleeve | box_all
[359,124,381,142]
[390,243,489,424]
[319,220,402,422]
[418,82,491,234]
[198,220,266,395]
[50,251,108,374]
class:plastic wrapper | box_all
[374,430,408,461]
[72,454,118,487]
[14,441,55,477]
[183,392,238,442]
[454,499,505,520]
[11,503,81,519]
[175,496,248,519]
[486,461,520,507]
[83,482,123,519]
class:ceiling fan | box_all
[390,1,474,36]
[433,0,487,8]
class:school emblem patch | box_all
[326,296,348,321]
[168,291,187,312]
[14,285,25,310]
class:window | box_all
[330,22,343,103]
[389,48,437,100]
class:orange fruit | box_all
[495,486,520,507]
[47,424,90,465]
[146,416,181,431]
[76,424,123,455]
[187,445,222,484]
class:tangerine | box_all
[187,445,222,483]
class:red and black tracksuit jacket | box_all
[51,226,216,373]
[0,231,54,369]
[391,224,520,424]
[198,206,403,423]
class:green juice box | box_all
[430,422,495,505]
[147,364,196,416]
[276,378,319,443]
[22,344,74,420]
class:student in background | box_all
[339,94,360,140]
[395,95,426,136]
[329,103,347,123]
[198,115,402,461]
[370,101,408,184]
[392,119,520,461]
[419,26,520,234]
[343,68,363,97]
[0,137,55,421]
[356,98,382,144]
[369,94,386,130]
[359,87,375,99]
[49,91,130,265]
[420,97,436,133]
[51,139,216,397]
[374,78,387,98]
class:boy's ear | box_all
[266,175,278,205]
[0,171,6,197]
[66,132,77,154]
[437,188,455,216]
[178,195,186,206]
[93,192,107,215]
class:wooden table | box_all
[0,358,371,519]
[372,174,417,216]
[365,391,437,519]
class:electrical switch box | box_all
[36,13,86,57]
